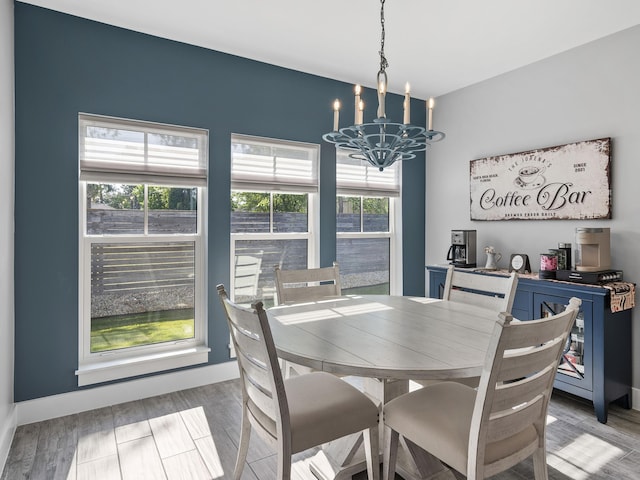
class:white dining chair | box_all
[383,297,581,480]
[274,261,341,305]
[275,261,342,377]
[233,253,262,299]
[416,265,520,388]
[442,265,518,313]
[217,284,379,480]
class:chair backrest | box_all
[468,297,581,478]
[274,261,341,305]
[443,265,518,313]
[234,253,263,298]
[217,284,289,449]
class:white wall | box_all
[427,26,640,388]
[0,0,16,470]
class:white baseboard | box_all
[16,361,239,426]
[0,404,17,475]
[13,367,640,427]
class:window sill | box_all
[76,345,211,387]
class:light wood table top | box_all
[268,295,501,480]
[268,294,499,382]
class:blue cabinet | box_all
[426,265,632,423]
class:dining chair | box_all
[383,297,581,480]
[275,261,342,377]
[217,284,380,480]
[274,261,341,305]
[442,265,518,313]
[418,265,520,388]
[233,252,263,300]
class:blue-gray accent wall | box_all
[13,3,425,401]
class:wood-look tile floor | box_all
[2,380,640,479]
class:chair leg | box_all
[233,406,252,480]
[282,359,291,378]
[383,426,399,480]
[276,447,292,480]
[532,446,549,480]
[363,426,380,480]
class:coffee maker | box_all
[447,230,477,268]
[575,227,611,272]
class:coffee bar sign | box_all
[470,138,611,221]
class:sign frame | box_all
[469,138,611,221]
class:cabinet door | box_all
[534,293,593,391]
[511,289,532,321]
[428,270,447,299]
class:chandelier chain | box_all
[378,0,388,76]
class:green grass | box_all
[91,308,194,353]
[89,285,389,353]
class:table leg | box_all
[308,378,457,480]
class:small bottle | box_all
[566,343,579,364]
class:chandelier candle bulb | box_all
[427,97,435,131]
[358,100,364,125]
[333,99,340,131]
[403,82,411,124]
[377,79,386,118]
[354,84,361,124]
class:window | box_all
[336,153,402,295]
[230,134,319,309]
[77,114,209,386]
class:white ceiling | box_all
[19,0,640,99]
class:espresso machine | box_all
[556,227,623,284]
[575,227,610,271]
[447,230,477,268]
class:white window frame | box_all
[229,189,320,292]
[77,114,210,386]
[230,134,321,284]
[229,134,320,306]
[336,153,403,295]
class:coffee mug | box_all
[518,165,546,184]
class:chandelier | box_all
[322,0,445,171]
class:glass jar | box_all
[558,242,572,270]
[539,252,558,279]
[549,248,566,271]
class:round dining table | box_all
[267,294,501,480]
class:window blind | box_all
[336,152,400,197]
[79,114,208,187]
[231,134,319,193]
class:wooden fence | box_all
[87,209,197,235]
[91,242,195,295]
[89,210,390,315]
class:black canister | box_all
[559,242,572,270]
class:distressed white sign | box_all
[470,138,611,221]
